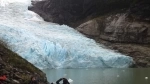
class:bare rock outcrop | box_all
[29,0,132,27]
[77,20,100,36]
[77,11,150,43]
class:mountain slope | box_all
[0,42,48,84]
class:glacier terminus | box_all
[0,0,133,69]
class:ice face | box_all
[0,0,133,69]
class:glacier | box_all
[0,0,133,69]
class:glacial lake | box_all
[42,68,150,84]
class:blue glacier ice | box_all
[0,0,133,69]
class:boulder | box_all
[77,20,100,36]
[12,80,20,84]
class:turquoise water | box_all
[43,68,150,84]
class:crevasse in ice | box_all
[0,0,133,69]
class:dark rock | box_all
[29,0,133,27]
[128,0,150,22]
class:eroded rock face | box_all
[77,13,150,43]
[101,14,150,43]
[29,0,132,26]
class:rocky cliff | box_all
[77,13,150,43]
[29,0,133,27]
[77,0,150,43]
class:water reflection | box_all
[42,68,150,84]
